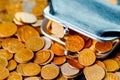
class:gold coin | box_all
[0,49,13,60]
[83,64,105,80]
[50,42,65,56]
[0,55,8,67]
[34,50,51,64]
[95,41,113,53]
[16,25,40,42]
[1,38,25,53]
[0,22,17,38]
[23,63,41,76]
[103,73,118,80]
[103,59,119,72]
[65,35,85,52]
[0,66,9,80]
[41,64,59,80]
[25,36,44,51]
[16,63,27,76]
[7,71,23,80]
[52,56,66,65]
[78,49,96,66]
[15,48,34,63]
[7,59,17,71]
[40,50,54,65]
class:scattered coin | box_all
[83,64,105,80]
[52,56,66,65]
[51,42,65,56]
[25,36,44,51]
[78,49,96,66]
[23,63,41,76]
[14,48,34,63]
[0,66,9,80]
[103,73,119,80]
[103,59,119,72]
[7,59,17,71]
[0,49,13,60]
[0,22,17,38]
[16,25,40,42]
[41,64,59,80]
[1,38,25,53]
[65,35,85,52]
[95,41,113,53]
[0,55,8,67]
[34,50,51,64]
[7,71,22,80]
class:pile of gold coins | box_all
[0,0,120,80]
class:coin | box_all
[14,48,34,63]
[2,38,25,53]
[52,56,66,65]
[34,50,51,64]
[7,71,22,80]
[83,64,105,80]
[0,66,9,80]
[16,63,27,76]
[25,36,44,51]
[0,55,8,67]
[65,35,85,52]
[0,22,17,38]
[103,73,119,80]
[41,64,59,80]
[95,41,113,53]
[16,25,40,42]
[40,50,54,65]
[0,49,13,60]
[51,42,65,56]
[103,59,119,72]
[23,63,41,76]
[7,59,17,71]
[78,49,96,66]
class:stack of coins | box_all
[0,0,120,80]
